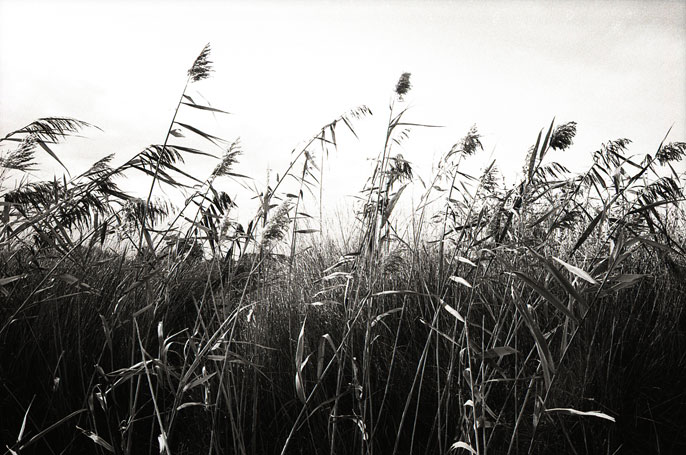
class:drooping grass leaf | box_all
[545,408,615,422]
[169,144,217,158]
[174,121,225,146]
[457,256,477,267]
[443,302,466,323]
[514,271,578,322]
[181,102,231,114]
[448,441,477,454]
[449,276,472,288]
[182,372,217,392]
[552,256,599,285]
[513,295,555,390]
[527,246,588,311]
[36,140,70,175]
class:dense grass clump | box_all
[1,45,685,454]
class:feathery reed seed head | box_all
[213,140,242,177]
[188,43,213,82]
[0,135,38,171]
[480,164,500,193]
[261,200,291,247]
[656,142,686,165]
[395,72,412,100]
[389,154,413,183]
[550,122,577,151]
[461,125,483,156]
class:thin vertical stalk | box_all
[137,77,190,256]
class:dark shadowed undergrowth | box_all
[1,45,685,455]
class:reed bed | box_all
[1,45,685,455]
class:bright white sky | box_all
[1,0,685,223]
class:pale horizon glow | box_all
[1,0,685,221]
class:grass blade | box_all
[552,256,598,285]
[545,408,615,422]
[527,246,588,311]
[513,295,555,390]
[36,140,70,175]
[449,441,477,454]
[180,101,231,114]
[449,276,472,288]
[527,129,543,182]
[174,121,225,145]
[514,271,578,322]
[295,317,307,404]
[443,302,466,323]
[76,426,114,453]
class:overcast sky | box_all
[1,0,684,219]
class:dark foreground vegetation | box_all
[1,45,685,454]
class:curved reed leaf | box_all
[514,271,578,322]
[545,408,615,423]
[513,295,555,390]
[552,256,598,285]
